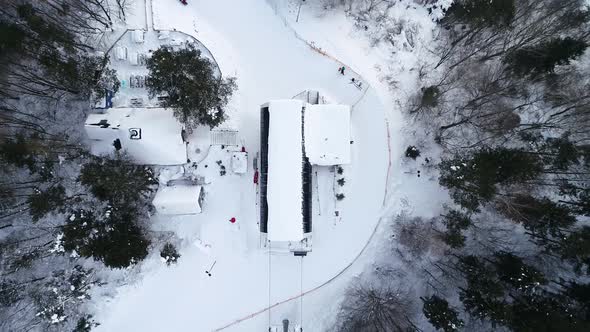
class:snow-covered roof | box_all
[266,100,305,242]
[84,108,187,165]
[131,30,145,44]
[305,104,352,166]
[152,185,203,215]
[114,46,127,60]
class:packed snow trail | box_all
[93,0,389,330]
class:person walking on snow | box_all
[339,66,345,75]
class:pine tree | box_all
[507,292,590,332]
[62,208,150,268]
[79,155,156,206]
[555,226,590,275]
[441,209,471,248]
[543,135,581,170]
[145,44,237,128]
[492,252,546,292]
[507,37,588,77]
[422,295,464,332]
[501,195,576,240]
[0,134,36,171]
[27,185,67,221]
[457,256,508,325]
[439,148,542,211]
[445,0,515,28]
[160,243,180,265]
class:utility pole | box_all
[296,0,306,23]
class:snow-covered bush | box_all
[160,243,181,266]
[405,145,421,159]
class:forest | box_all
[0,1,163,330]
[328,0,590,331]
[2,0,590,331]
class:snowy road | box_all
[93,0,389,330]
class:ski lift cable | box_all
[268,241,272,330]
[300,256,304,331]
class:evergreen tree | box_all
[422,295,464,332]
[0,21,26,57]
[507,37,588,77]
[507,292,590,332]
[27,185,67,221]
[145,44,236,128]
[420,86,440,108]
[160,243,180,265]
[441,209,471,248]
[72,315,99,332]
[0,134,36,171]
[502,195,576,240]
[439,148,542,211]
[62,208,150,268]
[492,252,546,292]
[457,256,508,325]
[90,210,149,268]
[559,182,590,217]
[79,155,156,206]
[564,281,590,318]
[543,135,581,170]
[555,226,590,275]
[445,0,515,27]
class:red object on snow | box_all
[229,217,236,224]
[253,170,259,185]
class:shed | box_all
[231,152,248,174]
[152,185,204,215]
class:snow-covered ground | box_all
[91,0,450,330]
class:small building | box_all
[131,30,145,44]
[114,46,127,60]
[259,99,352,252]
[84,108,188,165]
[231,152,248,174]
[152,185,204,215]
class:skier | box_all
[339,66,345,75]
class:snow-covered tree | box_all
[145,44,237,128]
[79,155,157,206]
[160,243,181,265]
[422,295,464,332]
[506,37,588,77]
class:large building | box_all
[259,99,351,252]
[84,108,188,165]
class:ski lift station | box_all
[259,99,352,254]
